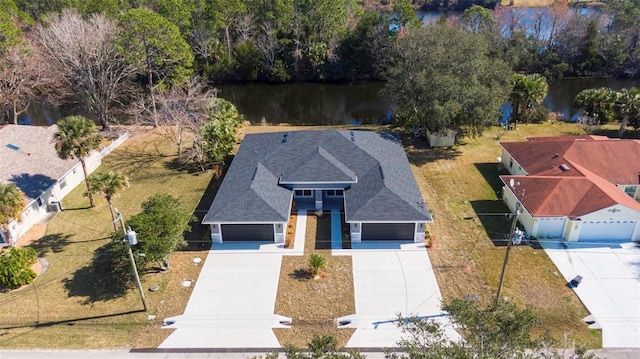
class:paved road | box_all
[1,349,640,359]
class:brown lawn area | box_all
[274,210,356,348]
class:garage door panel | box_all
[579,220,635,241]
[536,218,565,238]
[222,224,274,241]
[362,223,414,241]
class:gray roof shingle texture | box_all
[203,130,432,224]
[0,125,76,202]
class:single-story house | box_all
[202,130,432,244]
[499,135,640,242]
[0,124,127,245]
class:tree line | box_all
[1,1,639,134]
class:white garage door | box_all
[536,217,565,238]
[579,220,636,241]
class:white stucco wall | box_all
[502,185,535,235]
[4,133,129,245]
[500,149,527,176]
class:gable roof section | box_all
[202,130,431,224]
[500,136,640,218]
[280,146,357,184]
[564,140,640,185]
[501,140,581,176]
[0,125,76,202]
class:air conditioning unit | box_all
[48,201,62,213]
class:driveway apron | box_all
[542,241,640,348]
[159,250,289,349]
[336,243,460,348]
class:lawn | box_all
[406,121,602,348]
[0,127,215,349]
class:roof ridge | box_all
[317,146,357,180]
[566,159,640,213]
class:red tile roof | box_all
[500,136,640,218]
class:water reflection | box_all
[217,82,390,125]
[12,78,640,127]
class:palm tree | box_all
[53,116,102,207]
[87,171,129,231]
[0,183,25,245]
[510,73,548,130]
[615,88,640,138]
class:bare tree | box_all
[0,41,52,124]
[34,9,136,129]
[129,76,217,156]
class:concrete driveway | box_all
[541,240,640,348]
[159,248,290,349]
[335,242,460,348]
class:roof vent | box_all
[350,131,355,142]
[282,132,289,143]
[6,144,19,151]
[552,153,559,158]
[559,164,570,171]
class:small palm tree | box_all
[0,183,26,245]
[53,116,102,207]
[309,253,327,276]
[87,171,129,231]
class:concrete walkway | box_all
[541,240,640,348]
[336,242,460,348]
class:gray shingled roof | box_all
[202,130,432,224]
[0,125,77,202]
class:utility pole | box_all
[496,201,521,305]
[115,208,148,311]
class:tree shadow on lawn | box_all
[106,147,167,175]
[407,138,462,166]
[63,243,131,304]
[182,173,223,251]
[29,233,74,256]
[593,128,640,139]
[470,200,512,247]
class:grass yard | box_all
[0,127,215,349]
[407,121,602,348]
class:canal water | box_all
[15,78,640,127]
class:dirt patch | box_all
[274,212,355,348]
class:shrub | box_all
[0,247,38,289]
[308,253,327,275]
[523,106,550,124]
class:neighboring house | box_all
[0,124,128,245]
[202,130,432,244]
[499,135,640,242]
